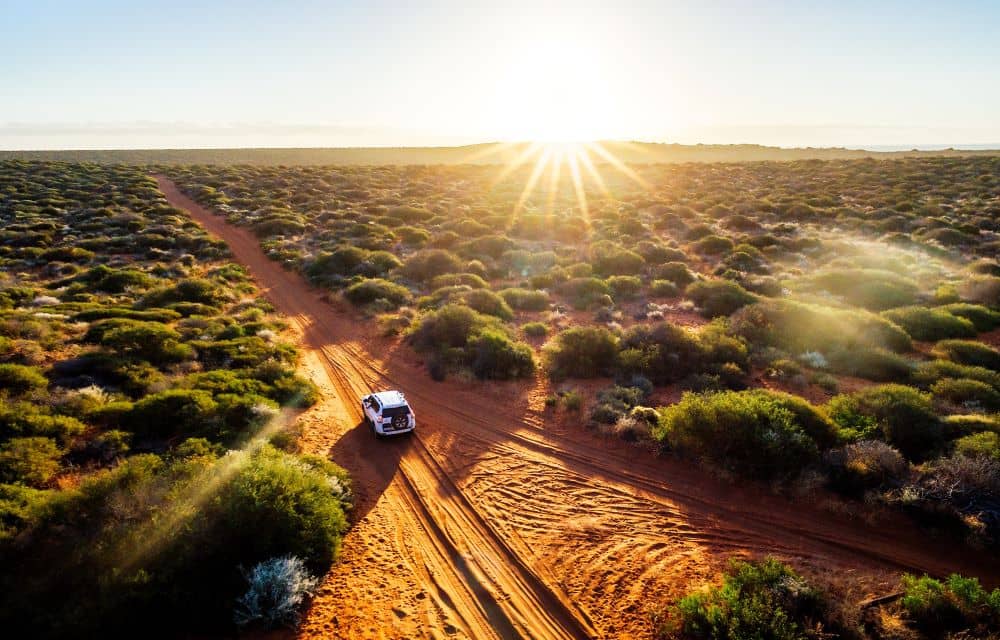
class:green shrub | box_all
[685,279,756,318]
[0,401,86,444]
[139,278,223,308]
[73,307,182,323]
[960,275,1000,307]
[826,347,913,382]
[429,273,488,290]
[899,573,1000,634]
[590,385,646,426]
[931,378,1000,412]
[459,289,514,321]
[649,279,679,298]
[953,431,1000,459]
[937,303,1000,332]
[662,558,829,640]
[500,287,550,312]
[932,339,1000,371]
[591,245,645,276]
[655,390,832,480]
[827,384,942,460]
[882,306,977,341]
[306,246,369,280]
[607,275,642,301]
[730,299,912,354]
[617,322,703,384]
[559,277,612,310]
[691,234,734,255]
[913,359,1000,391]
[467,329,534,380]
[808,268,918,311]
[401,249,463,282]
[0,364,47,396]
[0,437,63,486]
[409,304,498,351]
[96,320,194,365]
[521,322,548,337]
[125,389,218,440]
[652,262,696,287]
[544,327,619,379]
[344,278,412,307]
[823,440,908,497]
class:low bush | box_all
[931,378,1000,412]
[826,347,913,382]
[0,364,47,396]
[913,359,1000,391]
[899,573,1000,635]
[0,436,63,486]
[521,321,547,337]
[827,385,942,461]
[607,275,642,301]
[823,440,909,497]
[233,555,318,629]
[685,280,755,318]
[655,390,833,480]
[659,558,832,640]
[953,431,1000,460]
[730,299,912,354]
[139,278,224,309]
[544,327,619,379]
[559,277,612,310]
[939,303,1000,332]
[459,289,514,321]
[960,275,1000,307]
[467,329,534,380]
[649,279,679,298]
[124,389,218,441]
[652,262,696,287]
[429,273,488,290]
[882,306,977,341]
[932,339,1000,371]
[401,249,464,282]
[500,287,550,312]
[590,384,647,426]
[344,278,412,308]
[808,268,919,311]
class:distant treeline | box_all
[1,141,998,166]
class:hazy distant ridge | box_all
[2,141,998,165]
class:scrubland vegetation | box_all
[168,155,1000,554]
[0,161,349,637]
[658,557,1000,640]
[4,153,997,636]
[166,155,1000,637]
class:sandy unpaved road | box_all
[157,176,1000,640]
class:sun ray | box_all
[585,141,651,190]
[577,146,612,199]
[490,142,543,187]
[567,150,590,224]
[460,141,518,164]
[545,148,563,215]
[513,147,551,218]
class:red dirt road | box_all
[156,176,1000,640]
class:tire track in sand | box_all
[155,176,595,640]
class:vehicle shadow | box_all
[327,418,413,523]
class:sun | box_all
[490,35,625,143]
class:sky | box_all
[2,0,998,149]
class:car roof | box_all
[372,390,408,407]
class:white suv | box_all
[361,390,416,436]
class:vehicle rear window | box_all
[382,406,411,418]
